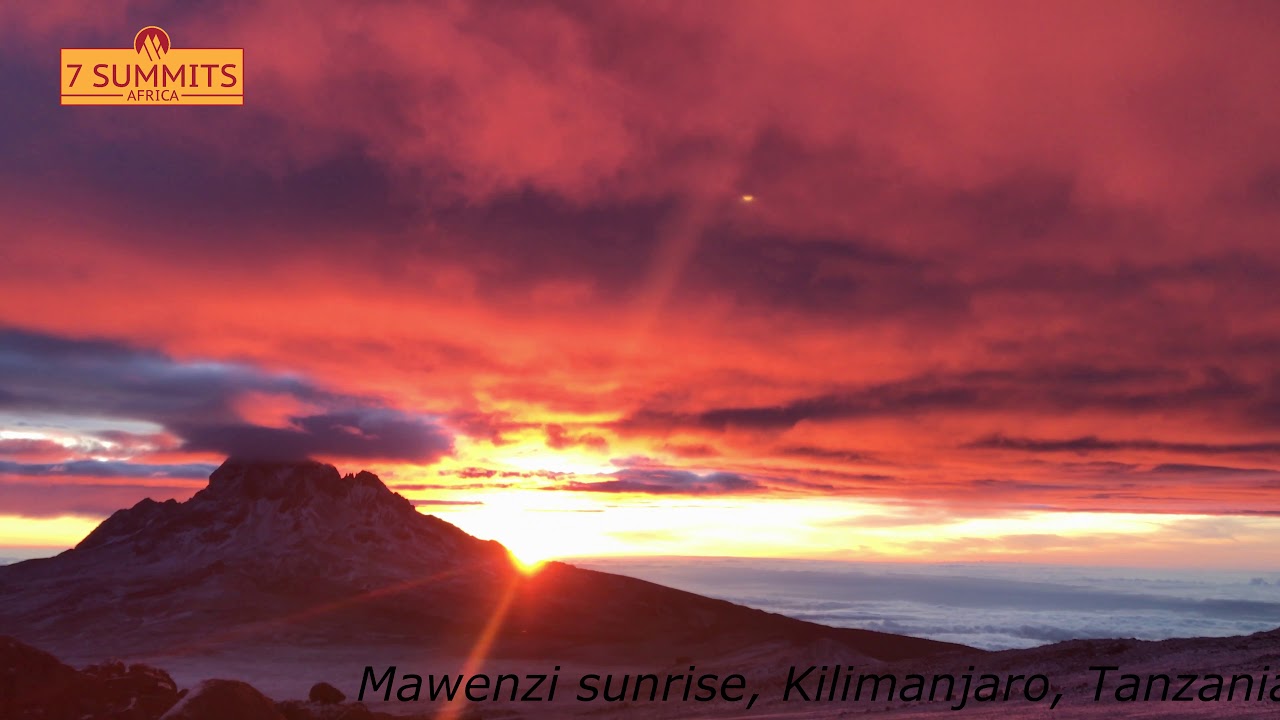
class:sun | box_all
[450,492,579,571]
[504,531,561,574]
[510,552,547,575]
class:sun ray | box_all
[436,574,523,720]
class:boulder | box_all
[0,635,81,719]
[161,679,285,720]
[309,681,345,704]
[81,659,183,718]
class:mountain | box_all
[0,459,963,663]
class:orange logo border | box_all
[61,26,244,106]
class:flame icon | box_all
[133,26,171,61]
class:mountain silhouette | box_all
[0,459,963,662]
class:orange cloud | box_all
[2,1,1280,563]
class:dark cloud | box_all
[433,467,564,482]
[1147,464,1279,477]
[318,184,973,321]
[174,410,452,463]
[553,468,765,496]
[779,446,873,463]
[625,385,976,431]
[686,230,970,320]
[0,460,216,479]
[620,366,1265,432]
[395,481,515,491]
[967,434,1280,456]
[0,328,454,463]
[0,328,320,423]
[0,35,413,256]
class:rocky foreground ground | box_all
[1,636,480,720]
[9,629,1280,719]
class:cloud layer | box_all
[3,2,1280,561]
[0,329,453,465]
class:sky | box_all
[2,1,1280,567]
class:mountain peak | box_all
[72,458,499,572]
[208,457,336,494]
[202,458,408,510]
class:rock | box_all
[81,659,183,719]
[161,679,285,720]
[0,635,81,719]
[0,636,181,720]
[309,681,345,704]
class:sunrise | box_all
[3,2,1280,719]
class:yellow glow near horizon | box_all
[6,505,1279,569]
[424,490,1253,567]
[8,452,1280,571]
[432,493,892,562]
[0,515,101,547]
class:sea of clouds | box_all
[573,557,1280,650]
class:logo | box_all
[61,26,243,105]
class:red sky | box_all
[3,1,1280,566]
